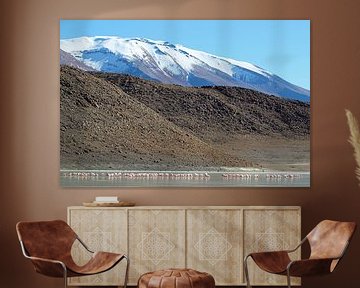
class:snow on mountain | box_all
[60,36,310,102]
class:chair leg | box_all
[123,255,130,288]
[244,255,252,288]
[62,264,68,288]
[286,269,292,288]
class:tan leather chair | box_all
[244,220,356,288]
[16,220,129,288]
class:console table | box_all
[67,206,301,286]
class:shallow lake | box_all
[60,170,310,187]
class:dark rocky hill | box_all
[61,65,310,170]
[60,65,250,170]
[92,71,310,143]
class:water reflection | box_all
[60,170,310,187]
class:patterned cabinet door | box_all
[128,209,186,284]
[187,209,243,285]
[68,208,128,286]
[243,208,301,286]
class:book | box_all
[95,196,119,202]
[93,201,119,204]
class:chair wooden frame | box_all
[16,220,129,288]
[243,220,356,288]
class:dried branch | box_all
[346,109,360,186]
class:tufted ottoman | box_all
[138,268,215,288]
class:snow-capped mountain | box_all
[60,36,310,102]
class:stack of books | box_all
[93,196,119,204]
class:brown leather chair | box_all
[16,220,129,288]
[244,220,356,288]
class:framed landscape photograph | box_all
[60,20,310,187]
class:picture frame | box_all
[60,20,310,187]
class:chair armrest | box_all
[25,255,67,278]
[286,237,307,253]
[247,250,290,259]
[249,237,305,255]
[76,236,94,253]
[287,258,336,277]
[25,255,65,265]
[245,236,306,259]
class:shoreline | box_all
[60,169,310,187]
[60,168,309,174]
[60,169,310,177]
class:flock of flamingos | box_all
[62,171,303,181]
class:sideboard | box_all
[67,206,301,286]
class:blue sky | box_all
[60,20,310,90]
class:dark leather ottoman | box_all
[138,268,215,288]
